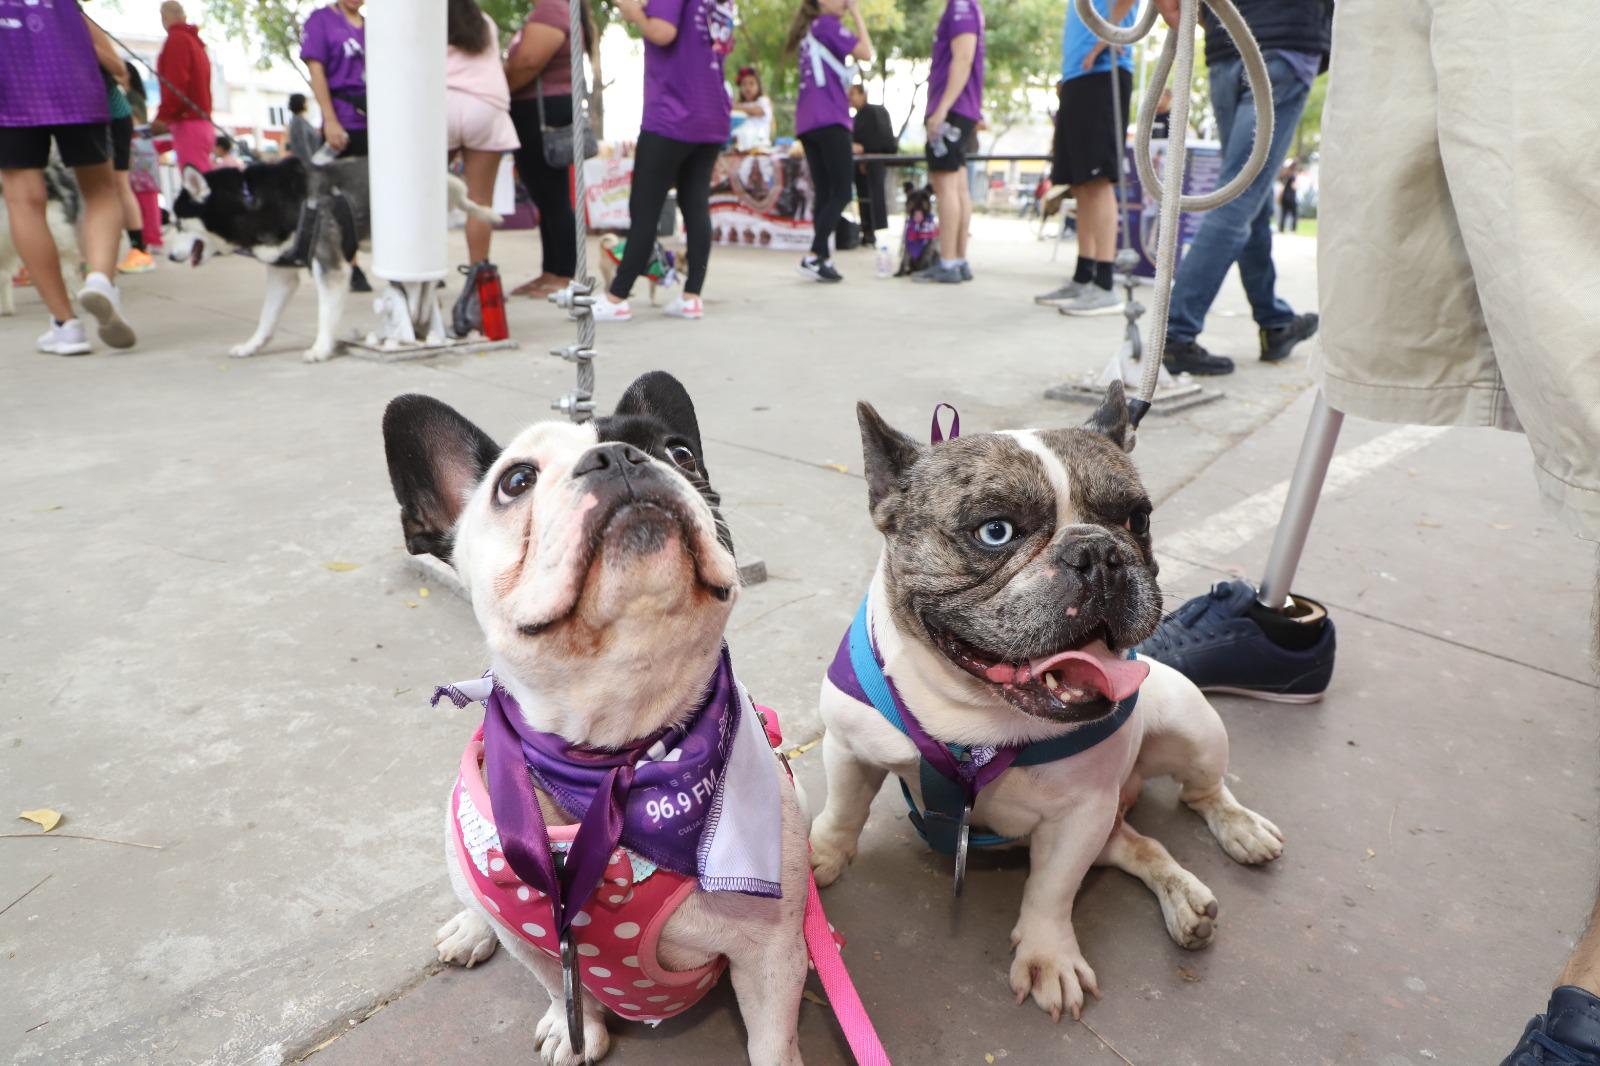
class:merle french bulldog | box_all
[809,382,1284,1022]
[384,373,808,1066]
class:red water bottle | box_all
[476,261,508,340]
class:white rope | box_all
[1074,0,1274,424]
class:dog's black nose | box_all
[1060,535,1126,589]
[572,442,650,479]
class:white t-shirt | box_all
[729,92,773,150]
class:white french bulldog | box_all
[383,372,809,1066]
[808,383,1284,1022]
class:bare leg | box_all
[460,148,501,265]
[1070,178,1117,263]
[931,169,963,262]
[1,168,73,321]
[115,171,141,239]
[73,162,122,278]
[955,174,972,259]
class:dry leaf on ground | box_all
[18,809,62,832]
[322,562,362,572]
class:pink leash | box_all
[757,704,891,1065]
[803,872,891,1066]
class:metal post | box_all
[1256,392,1345,610]
[549,0,597,423]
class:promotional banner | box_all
[1120,138,1223,278]
[708,150,816,251]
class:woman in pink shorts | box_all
[446,0,519,267]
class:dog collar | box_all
[827,596,1140,892]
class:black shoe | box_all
[1137,580,1336,702]
[350,265,373,293]
[1502,986,1600,1065]
[1163,338,1235,376]
[1260,312,1319,362]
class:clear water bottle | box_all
[875,237,892,278]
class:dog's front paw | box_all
[302,342,336,363]
[1189,789,1284,866]
[1008,935,1099,1022]
[434,908,498,968]
[808,835,854,888]
[229,340,263,358]
[535,997,610,1065]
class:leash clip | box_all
[555,852,586,1058]
[953,803,972,898]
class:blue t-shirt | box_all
[1061,0,1135,83]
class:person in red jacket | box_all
[149,0,212,174]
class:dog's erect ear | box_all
[1083,380,1132,452]
[857,402,923,528]
[902,180,914,196]
[181,165,210,204]
[922,183,935,198]
[382,395,501,562]
[613,371,704,457]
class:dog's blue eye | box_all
[496,464,537,503]
[975,519,1015,547]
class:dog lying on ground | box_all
[173,157,497,362]
[896,182,938,277]
[383,372,810,1066]
[597,233,680,305]
[0,163,83,316]
[809,382,1284,1022]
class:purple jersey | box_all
[301,5,366,131]
[640,0,733,145]
[927,0,983,123]
[794,14,856,137]
[0,0,109,127]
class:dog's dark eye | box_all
[496,464,537,504]
[974,519,1016,548]
[1125,507,1151,536]
[666,444,697,471]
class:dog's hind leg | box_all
[1096,818,1219,949]
[1135,688,1285,866]
[232,265,300,358]
[305,258,348,362]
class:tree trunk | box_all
[896,73,929,141]
[589,37,606,140]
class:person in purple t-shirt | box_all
[595,0,736,323]
[301,0,367,158]
[787,0,874,283]
[914,0,984,285]
[1,0,138,354]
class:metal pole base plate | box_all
[1043,378,1222,415]
[344,335,519,363]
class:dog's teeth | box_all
[1043,672,1060,692]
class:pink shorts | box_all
[447,90,520,153]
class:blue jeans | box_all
[1166,54,1312,344]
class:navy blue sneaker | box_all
[1502,987,1600,1065]
[1136,579,1335,703]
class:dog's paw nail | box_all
[1204,900,1219,919]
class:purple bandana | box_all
[905,212,939,265]
[433,648,782,935]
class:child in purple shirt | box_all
[597,0,736,322]
[915,0,984,285]
[0,0,138,353]
[789,0,874,282]
[301,0,367,157]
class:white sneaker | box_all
[591,295,632,322]
[78,272,136,348]
[662,294,702,320]
[37,317,91,356]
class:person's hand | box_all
[149,119,168,135]
[1153,0,1180,27]
[844,0,859,10]
[324,117,349,152]
[925,108,947,141]
[852,142,865,155]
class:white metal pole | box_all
[367,0,447,285]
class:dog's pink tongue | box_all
[1028,645,1150,702]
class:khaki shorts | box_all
[1315,0,1600,540]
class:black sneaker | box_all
[350,264,373,293]
[1163,338,1236,376]
[797,256,843,283]
[1137,580,1336,703]
[1260,312,1319,363]
[1502,986,1600,1065]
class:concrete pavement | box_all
[2,216,1593,1066]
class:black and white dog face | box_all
[383,373,740,747]
[857,382,1161,724]
[172,160,306,264]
